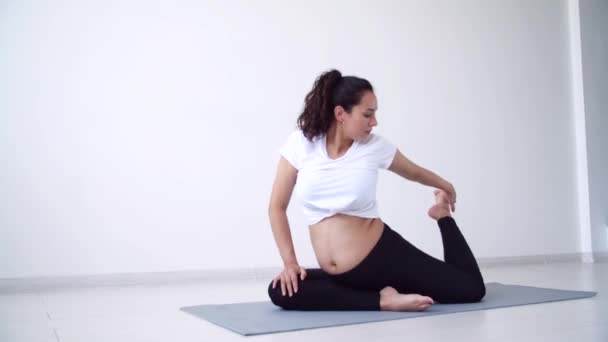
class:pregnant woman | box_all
[267,69,485,311]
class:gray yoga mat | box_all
[180,282,597,336]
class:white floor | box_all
[1,262,606,342]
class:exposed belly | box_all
[309,214,384,275]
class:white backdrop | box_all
[1,0,603,279]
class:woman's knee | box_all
[437,281,485,303]
[267,281,292,309]
[464,282,486,303]
[267,281,281,305]
[474,282,486,302]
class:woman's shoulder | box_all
[284,129,321,146]
[285,129,306,141]
[359,132,392,147]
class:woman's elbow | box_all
[268,204,287,217]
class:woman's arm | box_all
[388,149,457,209]
[269,157,308,297]
[268,156,299,266]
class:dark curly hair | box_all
[297,69,373,141]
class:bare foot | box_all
[379,286,434,311]
[433,189,450,205]
[428,190,451,220]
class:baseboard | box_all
[1,253,606,293]
[593,252,608,262]
[0,268,271,294]
[476,252,588,267]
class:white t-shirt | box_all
[279,129,397,225]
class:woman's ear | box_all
[334,105,346,122]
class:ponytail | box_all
[297,69,373,141]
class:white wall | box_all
[579,0,608,255]
[0,0,585,279]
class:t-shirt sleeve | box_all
[373,134,398,169]
[279,130,303,170]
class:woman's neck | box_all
[325,124,354,157]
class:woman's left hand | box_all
[443,182,457,212]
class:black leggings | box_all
[268,217,485,310]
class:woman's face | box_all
[341,91,378,140]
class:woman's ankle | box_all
[437,216,456,226]
[428,203,451,220]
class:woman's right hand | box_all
[272,263,307,297]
